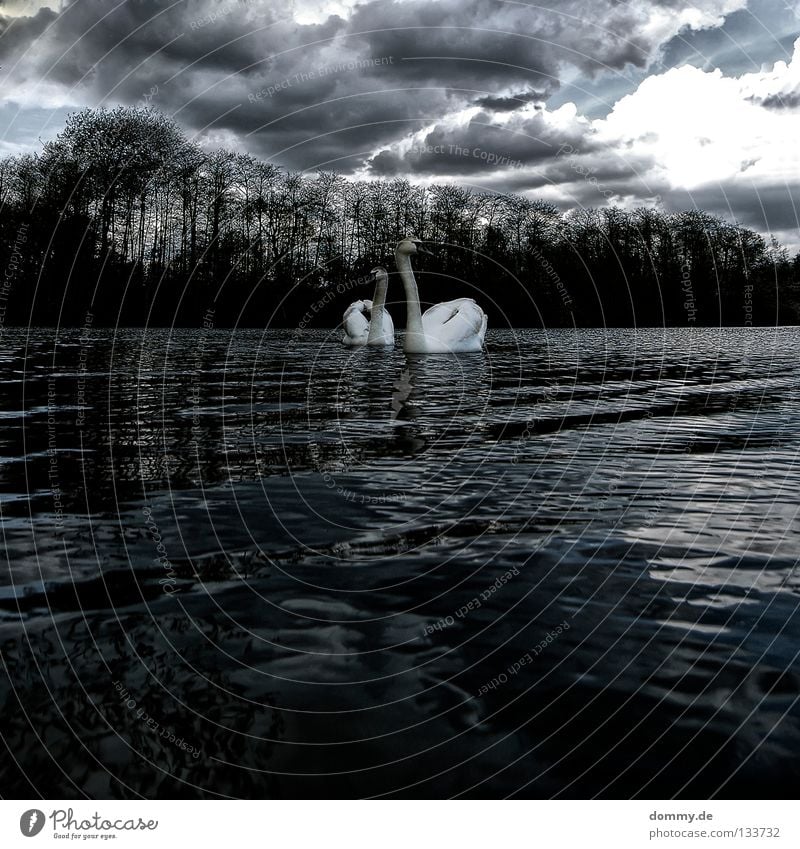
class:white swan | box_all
[341,266,394,347]
[395,239,487,353]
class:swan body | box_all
[341,299,372,346]
[341,267,394,346]
[394,239,487,353]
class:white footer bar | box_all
[2,800,795,849]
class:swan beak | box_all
[415,243,434,256]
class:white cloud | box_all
[636,0,750,48]
[594,37,800,191]
[1,78,81,111]
[287,0,359,25]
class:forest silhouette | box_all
[1,106,798,328]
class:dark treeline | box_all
[1,106,798,328]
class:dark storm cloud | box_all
[0,0,756,174]
[658,182,800,233]
[344,0,558,92]
[754,90,800,109]
[345,0,673,89]
[233,82,454,171]
[4,0,452,169]
[368,108,598,177]
[24,0,320,88]
[0,6,57,59]
[543,152,658,190]
[485,152,662,205]
[474,90,546,112]
[414,146,662,202]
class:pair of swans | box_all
[341,239,488,353]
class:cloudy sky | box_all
[1,0,799,247]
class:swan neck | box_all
[396,251,424,336]
[367,275,387,340]
[371,275,387,317]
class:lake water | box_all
[1,326,798,798]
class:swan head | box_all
[395,238,432,256]
[344,299,371,317]
[369,265,388,280]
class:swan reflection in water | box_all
[386,351,493,459]
[307,344,492,468]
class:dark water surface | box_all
[1,327,799,798]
